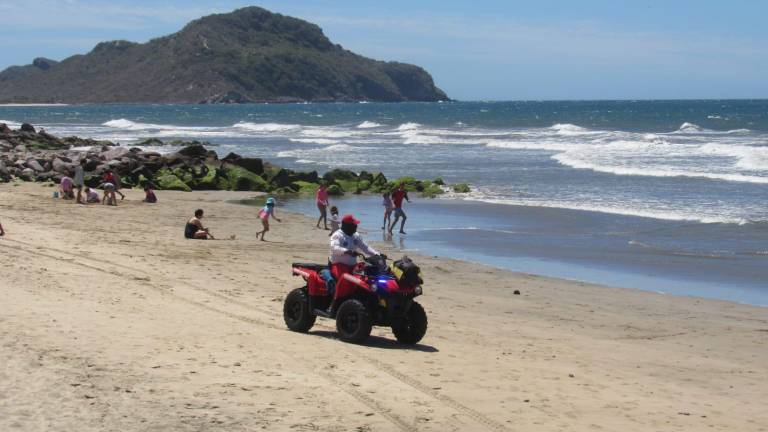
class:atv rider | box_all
[328,214,379,302]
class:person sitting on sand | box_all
[316,183,329,230]
[388,183,410,234]
[101,182,117,206]
[84,187,100,203]
[59,173,74,199]
[382,191,393,230]
[256,197,281,241]
[143,185,157,203]
[329,206,340,235]
[185,209,214,240]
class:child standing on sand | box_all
[329,206,340,235]
[256,197,281,241]
[382,191,393,230]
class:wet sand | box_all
[1,182,767,431]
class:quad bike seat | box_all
[292,263,328,273]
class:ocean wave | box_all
[459,191,750,224]
[553,151,768,184]
[397,122,421,131]
[289,138,341,145]
[357,121,382,129]
[548,123,598,136]
[0,119,21,128]
[676,122,704,133]
[232,122,300,132]
[699,143,768,171]
[300,127,358,138]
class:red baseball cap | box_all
[342,214,360,225]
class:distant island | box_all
[0,7,447,104]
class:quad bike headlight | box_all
[414,286,423,295]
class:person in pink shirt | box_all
[315,183,330,230]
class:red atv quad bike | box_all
[284,254,428,344]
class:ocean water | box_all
[2,100,767,305]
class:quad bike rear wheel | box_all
[284,287,316,333]
[335,299,372,343]
[392,301,428,344]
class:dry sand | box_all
[1,181,766,432]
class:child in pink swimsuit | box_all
[256,197,281,241]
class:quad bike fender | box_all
[294,267,329,296]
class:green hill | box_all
[0,6,447,104]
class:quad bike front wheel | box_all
[392,301,428,344]
[284,288,316,333]
[335,299,373,343]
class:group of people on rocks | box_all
[314,182,411,236]
[57,159,157,205]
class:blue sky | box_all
[0,0,766,100]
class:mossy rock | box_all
[156,174,191,192]
[335,179,358,193]
[194,164,219,190]
[393,176,420,192]
[323,168,358,183]
[421,183,445,198]
[432,177,445,186]
[292,181,320,194]
[327,184,343,196]
[452,183,471,193]
[357,179,371,192]
[224,165,269,191]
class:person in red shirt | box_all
[388,183,411,234]
[103,170,125,201]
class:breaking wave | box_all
[233,122,300,132]
[357,121,382,129]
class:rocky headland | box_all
[0,7,447,104]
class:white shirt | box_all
[329,230,378,266]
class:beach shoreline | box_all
[2,182,767,431]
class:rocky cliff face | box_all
[0,7,447,104]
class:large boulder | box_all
[177,144,208,158]
[0,161,9,180]
[0,123,11,135]
[20,123,36,133]
[323,168,358,183]
[100,146,130,161]
[233,157,264,175]
[52,158,74,174]
[20,167,35,181]
[220,164,269,191]
[26,159,45,172]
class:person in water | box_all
[315,183,329,230]
[256,197,281,241]
[328,214,379,303]
[185,209,214,239]
[381,191,393,230]
[388,183,410,234]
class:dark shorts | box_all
[394,208,406,218]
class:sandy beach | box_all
[1,181,766,432]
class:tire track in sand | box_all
[2,238,510,432]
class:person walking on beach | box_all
[74,159,85,204]
[388,183,410,235]
[256,197,282,241]
[316,183,329,230]
[382,191,393,230]
[185,209,215,239]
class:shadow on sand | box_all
[308,330,439,353]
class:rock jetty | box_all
[0,123,468,197]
